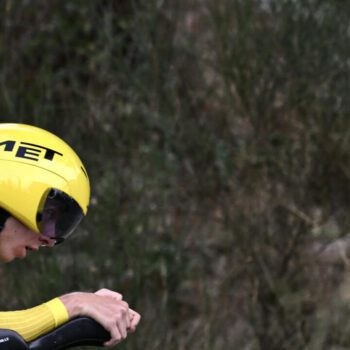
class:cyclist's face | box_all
[0,217,55,263]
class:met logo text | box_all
[0,140,63,162]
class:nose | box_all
[39,234,56,247]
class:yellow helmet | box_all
[0,123,90,243]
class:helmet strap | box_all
[0,208,10,232]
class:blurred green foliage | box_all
[1,0,350,349]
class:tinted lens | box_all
[38,190,84,244]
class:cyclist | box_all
[0,123,140,347]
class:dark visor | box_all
[37,189,84,244]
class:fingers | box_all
[105,325,122,347]
[117,300,131,331]
[95,288,123,301]
[128,309,141,332]
[104,301,130,347]
[95,289,135,331]
[117,309,128,339]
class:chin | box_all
[16,247,27,259]
[0,248,26,262]
[0,255,15,263]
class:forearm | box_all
[0,298,69,342]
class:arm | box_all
[0,298,68,342]
[0,289,140,347]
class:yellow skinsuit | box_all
[0,298,68,341]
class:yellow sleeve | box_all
[0,298,69,342]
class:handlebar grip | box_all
[28,317,110,350]
[0,329,28,350]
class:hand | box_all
[94,289,140,333]
[60,289,141,347]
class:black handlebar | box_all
[0,317,110,350]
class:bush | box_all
[1,0,350,349]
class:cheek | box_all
[7,229,39,253]
[0,245,12,262]
[0,219,38,262]
[0,240,22,262]
[17,229,40,243]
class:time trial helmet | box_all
[0,123,90,244]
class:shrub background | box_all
[1,1,350,349]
